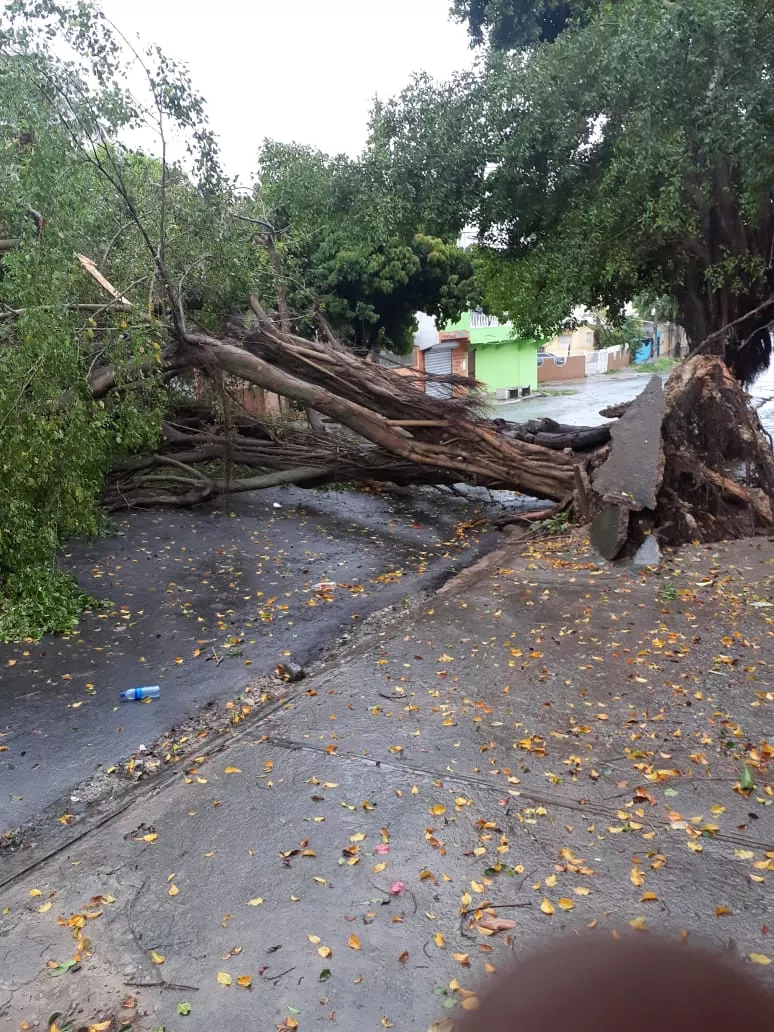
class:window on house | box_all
[559,334,572,354]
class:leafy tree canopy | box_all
[374,0,774,379]
[0,0,265,637]
[255,140,479,354]
[450,0,598,48]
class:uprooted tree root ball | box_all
[656,357,774,544]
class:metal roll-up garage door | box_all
[424,346,453,399]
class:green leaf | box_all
[48,959,77,977]
[176,1002,192,1016]
[319,968,331,981]
[740,765,756,791]
[663,788,678,797]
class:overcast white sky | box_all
[98,0,475,186]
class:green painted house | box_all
[442,311,540,396]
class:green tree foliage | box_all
[368,72,488,242]
[450,0,596,47]
[378,0,774,378]
[0,1,246,638]
[255,140,479,353]
[598,315,643,353]
[480,0,774,381]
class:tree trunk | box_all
[679,286,774,383]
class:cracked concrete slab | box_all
[592,375,666,511]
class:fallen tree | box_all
[103,299,578,507]
[90,289,774,561]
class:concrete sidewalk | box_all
[1,532,772,1031]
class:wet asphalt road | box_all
[0,486,517,828]
[499,369,653,426]
[500,363,774,434]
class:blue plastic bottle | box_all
[120,685,160,701]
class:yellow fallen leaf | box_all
[150,950,165,965]
[308,934,321,944]
[470,880,484,893]
[429,805,446,816]
[461,996,480,1011]
[247,897,264,906]
[37,902,52,914]
[318,945,332,958]
[236,975,253,988]
[641,892,658,902]
[168,884,179,897]
[140,833,157,843]
[452,952,470,965]
[224,766,242,774]
[544,873,558,888]
[629,916,649,930]
[714,906,732,917]
[216,971,232,986]
[573,887,591,896]
[350,832,366,842]
[433,932,446,948]
[29,889,42,897]
[381,1018,393,1028]
[630,867,644,887]
[557,898,575,911]
[540,898,555,916]
[87,1022,112,1032]
[749,953,771,965]
[373,862,387,873]
[348,933,361,950]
